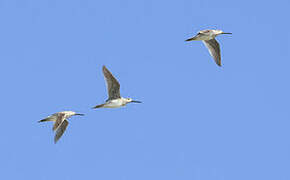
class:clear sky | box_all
[0,0,289,179]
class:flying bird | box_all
[93,65,141,108]
[38,111,84,143]
[186,29,232,66]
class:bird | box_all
[186,29,232,66]
[93,65,141,109]
[38,111,84,143]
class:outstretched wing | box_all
[54,120,69,143]
[203,39,221,66]
[53,113,65,131]
[102,66,121,100]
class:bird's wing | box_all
[54,119,69,143]
[102,66,121,100]
[203,39,221,66]
[52,113,65,131]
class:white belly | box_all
[103,99,124,108]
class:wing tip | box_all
[54,136,60,144]
[102,65,107,71]
[103,65,111,76]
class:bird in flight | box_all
[186,29,232,67]
[93,65,141,109]
[38,111,84,143]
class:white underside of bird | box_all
[103,98,127,108]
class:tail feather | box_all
[185,38,194,41]
[92,104,105,109]
[38,118,53,123]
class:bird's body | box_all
[186,29,232,66]
[93,66,141,109]
[103,98,129,108]
[38,111,84,143]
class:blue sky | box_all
[0,0,290,179]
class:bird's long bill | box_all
[221,32,232,34]
[130,100,142,103]
[75,113,85,116]
[185,37,197,41]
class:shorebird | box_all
[38,111,84,143]
[186,29,232,66]
[93,65,141,109]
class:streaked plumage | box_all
[38,111,84,143]
[103,65,121,101]
[186,29,232,66]
[93,66,141,109]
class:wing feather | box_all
[53,113,65,131]
[203,39,221,66]
[102,66,121,100]
[54,120,69,143]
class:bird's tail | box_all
[92,104,105,109]
[185,37,195,41]
[38,118,53,123]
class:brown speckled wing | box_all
[54,120,69,143]
[102,66,121,100]
[203,39,221,66]
[53,113,65,131]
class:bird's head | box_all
[125,98,142,104]
[215,29,232,35]
[72,112,85,116]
